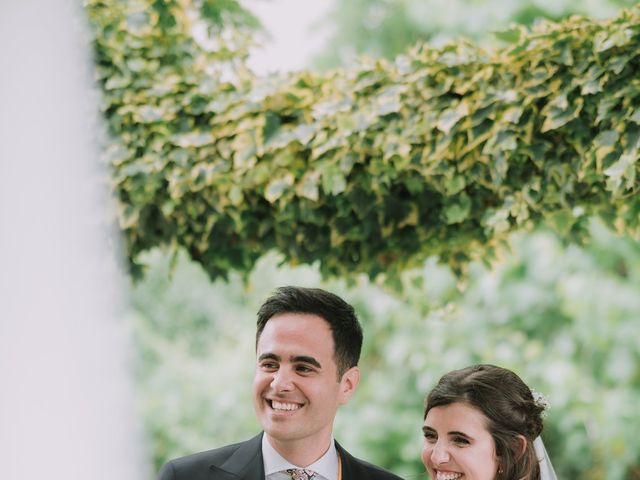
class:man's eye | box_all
[260,362,277,370]
[296,365,313,373]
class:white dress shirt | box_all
[262,434,339,480]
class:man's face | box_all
[252,313,359,451]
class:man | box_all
[158,286,402,480]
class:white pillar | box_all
[0,2,148,479]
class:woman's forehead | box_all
[424,402,491,433]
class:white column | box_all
[0,2,148,479]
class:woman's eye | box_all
[423,432,437,443]
[453,436,470,446]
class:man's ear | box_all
[338,366,360,405]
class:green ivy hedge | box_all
[88,2,640,281]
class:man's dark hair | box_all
[256,286,363,379]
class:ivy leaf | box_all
[485,151,508,184]
[594,130,620,168]
[595,130,620,148]
[171,132,214,148]
[126,11,150,33]
[444,193,471,224]
[437,102,469,134]
[296,170,321,201]
[544,209,575,236]
[445,175,466,195]
[228,186,244,206]
[312,136,345,159]
[105,75,131,90]
[262,111,282,143]
[312,98,352,120]
[321,165,347,196]
[137,105,168,122]
[375,85,405,116]
[484,130,518,154]
[594,28,633,52]
[232,133,257,171]
[541,96,583,132]
[581,80,602,95]
[127,58,147,73]
[604,152,637,192]
[493,25,525,44]
[596,97,619,125]
[117,204,140,229]
[264,173,294,203]
[483,207,510,233]
[502,106,523,124]
[292,124,317,146]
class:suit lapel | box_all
[335,440,360,480]
[211,433,265,480]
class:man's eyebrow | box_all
[291,355,322,369]
[258,353,280,362]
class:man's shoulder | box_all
[351,457,404,480]
[336,442,404,480]
[157,435,262,480]
[169,440,246,466]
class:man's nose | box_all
[431,441,450,464]
[270,369,294,391]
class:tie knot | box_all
[285,468,317,480]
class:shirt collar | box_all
[262,434,339,480]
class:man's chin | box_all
[263,429,301,446]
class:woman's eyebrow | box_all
[448,431,472,439]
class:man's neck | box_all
[265,433,333,468]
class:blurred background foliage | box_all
[313,0,639,70]
[85,0,640,479]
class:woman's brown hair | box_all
[424,364,545,480]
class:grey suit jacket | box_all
[157,433,403,480]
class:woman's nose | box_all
[431,441,451,464]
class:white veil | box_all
[534,437,557,480]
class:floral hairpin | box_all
[531,390,550,416]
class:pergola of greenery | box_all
[88,1,640,282]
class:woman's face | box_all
[422,402,498,480]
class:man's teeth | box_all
[271,400,301,411]
[436,472,462,480]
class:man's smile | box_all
[270,400,303,411]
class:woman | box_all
[422,364,556,480]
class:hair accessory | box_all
[531,390,550,416]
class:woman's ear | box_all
[515,435,528,457]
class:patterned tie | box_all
[285,468,317,480]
